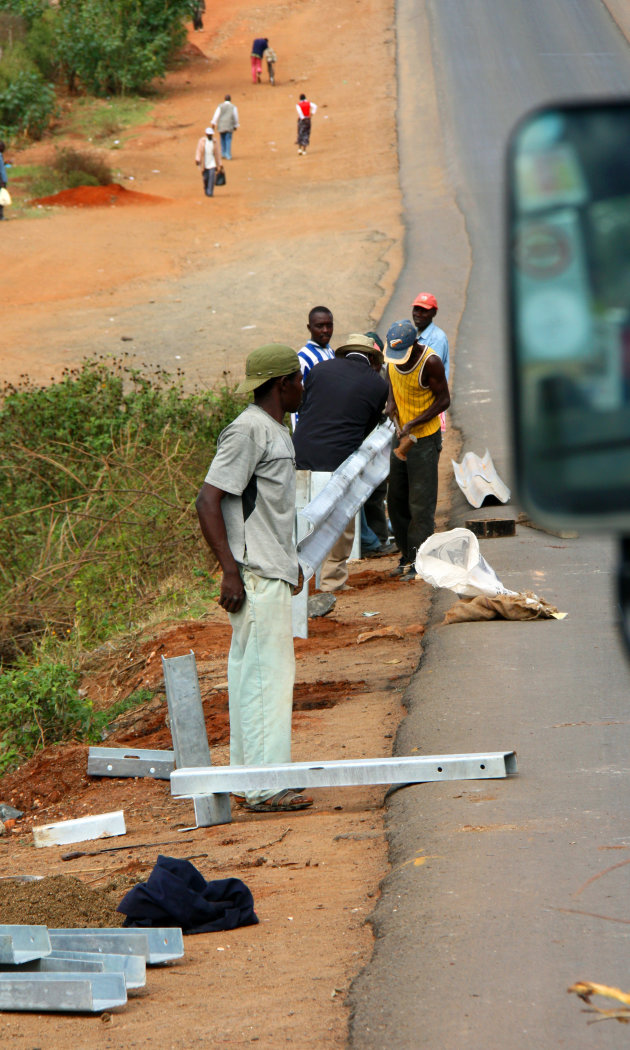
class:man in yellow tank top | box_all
[384,320,451,580]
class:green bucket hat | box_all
[237,344,301,394]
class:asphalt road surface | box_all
[350,1,630,1047]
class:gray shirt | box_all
[205,404,299,586]
[212,101,239,132]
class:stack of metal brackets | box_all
[0,924,183,1013]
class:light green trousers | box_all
[228,569,295,803]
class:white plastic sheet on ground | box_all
[415,528,516,598]
[451,449,511,508]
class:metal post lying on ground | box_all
[48,950,146,988]
[87,747,175,780]
[170,751,518,797]
[0,927,50,965]
[0,971,127,1012]
[162,652,231,827]
[48,927,184,965]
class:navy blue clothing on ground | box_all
[118,855,258,934]
[292,354,387,471]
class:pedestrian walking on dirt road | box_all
[191,0,204,30]
[195,127,222,197]
[251,37,268,83]
[384,320,450,581]
[296,94,317,154]
[263,44,277,84]
[211,95,239,160]
[196,345,314,815]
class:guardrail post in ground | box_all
[162,652,231,826]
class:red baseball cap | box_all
[412,292,438,310]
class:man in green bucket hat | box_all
[196,345,313,813]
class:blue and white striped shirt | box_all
[298,340,335,377]
[292,341,335,429]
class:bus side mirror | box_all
[507,100,630,533]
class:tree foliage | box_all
[52,0,189,96]
[0,0,191,136]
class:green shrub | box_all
[0,659,86,771]
[0,0,48,30]
[53,145,112,185]
[0,357,246,654]
[22,6,61,82]
[0,654,155,772]
[0,67,56,138]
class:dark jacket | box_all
[293,354,387,471]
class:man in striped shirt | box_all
[292,306,335,428]
[298,306,335,377]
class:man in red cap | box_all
[411,293,450,380]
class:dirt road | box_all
[3,0,402,390]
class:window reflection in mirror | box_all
[509,102,630,528]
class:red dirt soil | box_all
[31,183,169,207]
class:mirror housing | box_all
[507,100,630,532]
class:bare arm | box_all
[399,355,450,437]
[196,482,245,613]
[384,365,401,434]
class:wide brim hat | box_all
[384,320,418,364]
[335,333,382,358]
[236,344,300,394]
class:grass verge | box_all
[62,96,154,146]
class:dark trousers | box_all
[202,168,216,196]
[387,429,442,565]
[364,479,389,544]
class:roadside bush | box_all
[27,147,113,197]
[53,145,112,185]
[21,6,61,82]
[0,656,154,772]
[0,66,56,138]
[0,357,246,655]
[0,659,87,772]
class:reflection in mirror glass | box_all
[509,102,630,527]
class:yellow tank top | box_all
[389,346,440,439]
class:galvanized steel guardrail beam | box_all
[170,751,518,796]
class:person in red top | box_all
[296,94,318,155]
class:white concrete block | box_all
[32,810,126,848]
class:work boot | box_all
[389,559,410,577]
